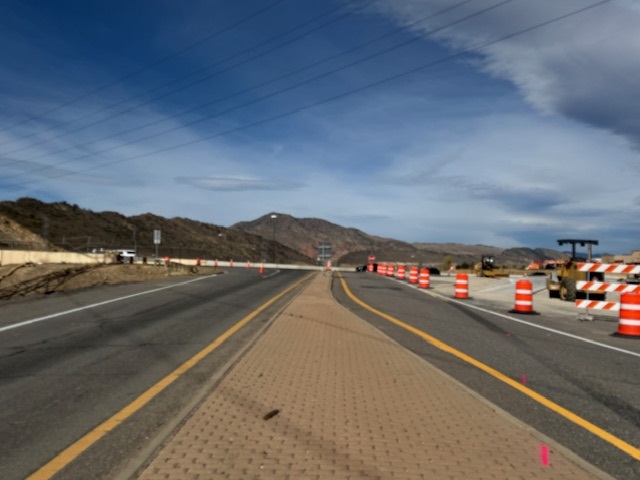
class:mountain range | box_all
[0,198,567,268]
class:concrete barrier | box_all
[0,249,111,266]
[0,250,351,272]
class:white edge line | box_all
[261,270,281,279]
[0,274,220,334]
[384,276,640,360]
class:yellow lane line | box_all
[338,273,640,461]
[28,273,314,480]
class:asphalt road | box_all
[0,268,311,480]
[334,271,640,480]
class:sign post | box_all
[153,229,161,259]
[318,242,332,268]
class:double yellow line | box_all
[28,274,312,479]
[338,273,640,461]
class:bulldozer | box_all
[473,255,510,278]
[546,239,605,301]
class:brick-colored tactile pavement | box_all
[137,272,606,479]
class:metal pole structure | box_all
[154,229,161,259]
[318,243,331,268]
[133,228,137,255]
[271,214,277,265]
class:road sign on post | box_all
[318,242,332,267]
[154,229,161,258]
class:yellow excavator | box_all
[474,255,510,278]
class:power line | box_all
[3,0,613,189]
[0,0,289,136]
[2,0,502,179]
[0,0,479,177]
[0,0,375,155]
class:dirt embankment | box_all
[0,263,218,301]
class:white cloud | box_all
[370,0,640,148]
[175,175,304,191]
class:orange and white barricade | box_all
[575,262,640,313]
[510,279,537,314]
[455,273,469,299]
[574,264,640,336]
[578,263,640,275]
[418,269,430,289]
[386,264,395,277]
[409,266,419,284]
[397,265,406,280]
[575,299,620,311]
[576,281,640,295]
[378,264,387,276]
[618,293,640,336]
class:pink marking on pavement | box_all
[540,445,549,466]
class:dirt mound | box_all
[0,263,218,301]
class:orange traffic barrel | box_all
[386,264,395,277]
[409,266,419,284]
[378,263,387,276]
[367,263,374,272]
[510,279,538,314]
[618,292,640,336]
[455,273,469,299]
[397,265,406,280]
[419,268,430,289]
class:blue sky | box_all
[0,0,638,254]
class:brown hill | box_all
[0,198,313,264]
[233,213,415,262]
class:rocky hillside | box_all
[233,213,415,262]
[1,198,567,267]
[233,214,566,268]
[0,198,313,264]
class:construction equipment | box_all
[546,239,605,301]
[473,255,510,278]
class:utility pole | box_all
[154,229,161,258]
[40,214,49,249]
[271,214,277,265]
[133,228,137,254]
